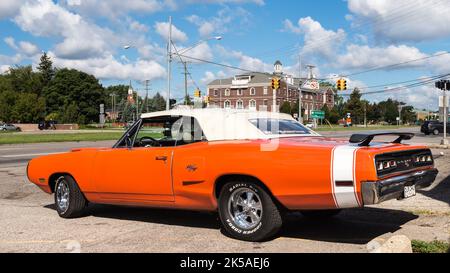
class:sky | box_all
[1,0,450,110]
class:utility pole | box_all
[166,16,172,111]
[306,64,316,128]
[136,88,139,120]
[364,102,367,128]
[298,53,303,124]
[436,80,449,145]
[444,82,448,145]
[398,105,404,127]
[181,61,190,105]
[144,80,150,113]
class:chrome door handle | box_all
[155,156,168,161]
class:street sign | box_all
[302,80,320,90]
[311,110,325,119]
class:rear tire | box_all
[301,209,342,219]
[54,175,87,218]
[218,181,283,242]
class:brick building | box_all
[207,61,335,120]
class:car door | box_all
[91,119,175,202]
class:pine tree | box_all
[38,52,54,87]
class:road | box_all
[0,128,449,253]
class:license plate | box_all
[404,185,416,199]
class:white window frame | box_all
[263,86,268,95]
[224,89,230,97]
[236,100,244,109]
[250,87,256,96]
[224,100,231,109]
[237,89,243,96]
[249,99,257,110]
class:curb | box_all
[367,235,413,253]
[427,144,450,149]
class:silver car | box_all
[0,124,21,131]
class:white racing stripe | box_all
[331,145,361,209]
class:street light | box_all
[123,19,223,111]
[177,36,223,56]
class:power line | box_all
[320,51,450,81]
[341,74,449,96]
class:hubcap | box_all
[56,180,70,213]
[228,188,263,230]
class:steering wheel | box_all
[138,137,160,147]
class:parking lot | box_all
[0,129,449,253]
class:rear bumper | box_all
[361,169,439,205]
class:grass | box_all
[412,240,450,253]
[0,132,125,145]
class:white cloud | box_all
[154,21,188,43]
[178,42,213,62]
[335,44,427,70]
[50,52,166,81]
[14,0,118,60]
[0,65,11,74]
[185,0,264,5]
[63,0,169,19]
[129,19,149,32]
[0,0,27,19]
[348,0,450,42]
[4,37,40,57]
[201,70,226,85]
[283,17,346,59]
[186,6,252,38]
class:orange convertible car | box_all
[27,109,438,241]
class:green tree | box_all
[344,88,364,124]
[7,65,43,95]
[43,68,105,124]
[378,99,399,124]
[104,85,129,109]
[37,52,55,88]
[149,93,167,112]
[12,93,46,123]
[402,106,417,124]
[0,90,16,123]
[279,101,292,115]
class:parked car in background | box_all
[421,121,450,135]
[0,124,21,132]
[38,121,57,130]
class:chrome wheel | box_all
[228,188,263,230]
[56,179,70,213]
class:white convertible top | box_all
[141,108,319,141]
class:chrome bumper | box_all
[361,169,439,205]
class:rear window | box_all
[249,119,311,135]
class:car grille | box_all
[375,149,433,177]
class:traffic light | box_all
[272,78,280,90]
[337,79,347,91]
[194,89,201,98]
[435,80,450,90]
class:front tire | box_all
[218,181,283,242]
[433,129,440,136]
[54,175,87,218]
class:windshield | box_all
[249,119,312,135]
